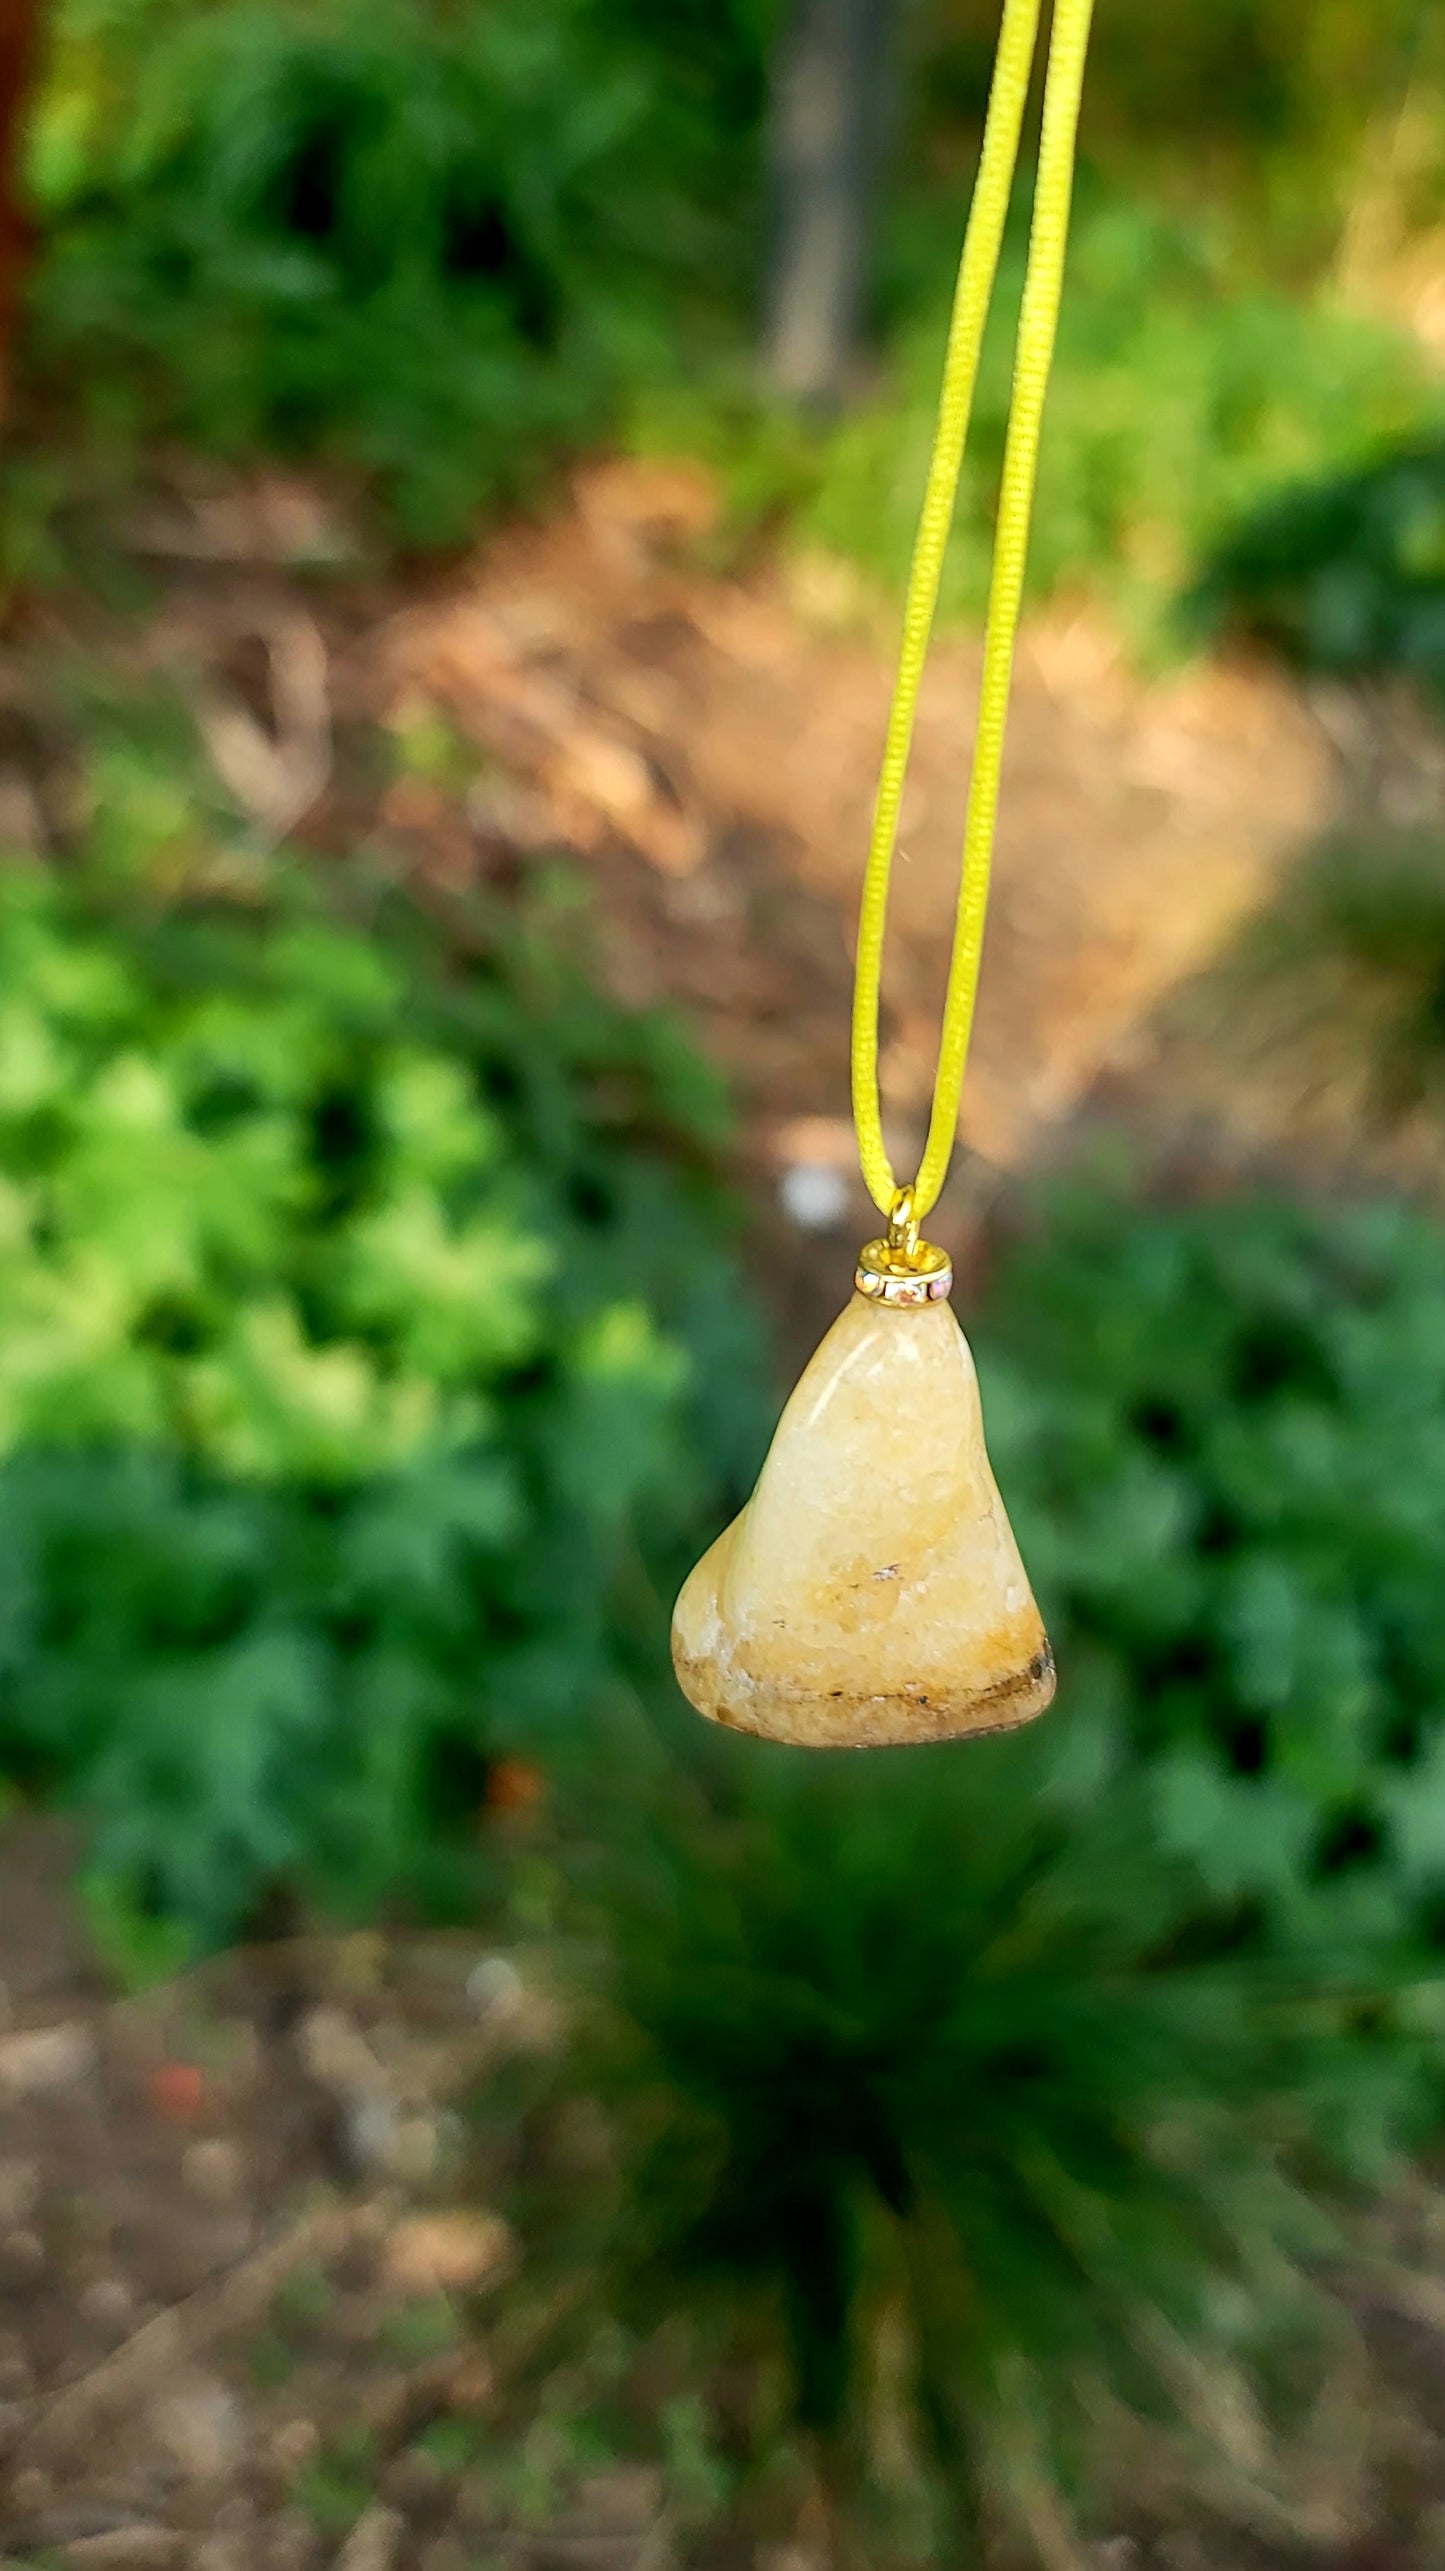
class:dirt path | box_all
[382,457,1335,1212]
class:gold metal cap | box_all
[854,1186,953,1306]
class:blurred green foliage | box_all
[923,0,1442,229]
[20,0,1438,622]
[982,1182,1445,1956]
[1191,829,1445,1150]
[1191,434,1445,689]
[27,0,770,540]
[521,1730,1413,2560]
[646,187,1427,647]
[0,815,766,1943]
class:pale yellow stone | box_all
[672,1292,1054,1748]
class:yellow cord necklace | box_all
[673,0,1095,1751]
[854,0,1096,1223]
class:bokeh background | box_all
[2,3,1445,2564]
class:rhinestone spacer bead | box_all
[855,1236,953,1305]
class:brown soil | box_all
[380,455,1334,1188]
[0,1817,594,2570]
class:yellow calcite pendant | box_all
[672,1220,1054,1749]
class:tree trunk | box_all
[0,0,44,417]
[763,0,896,409]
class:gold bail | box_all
[856,1182,953,1307]
[887,1186,920,1262]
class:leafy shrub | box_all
[978,1182,1445,1955]
[24,0,1430,608]
[639,187,1426,646]
[0,847,766,1942]
[1189,432,1445,689]
[1165,830,1445,1171]
[518,1732,1408,2562]
[27,0,767,540]
[921,0,1438,195]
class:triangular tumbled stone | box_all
[672,1291,1053,1748]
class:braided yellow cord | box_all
[851,0,1095,1219]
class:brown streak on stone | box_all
[673,1633,1055,1751]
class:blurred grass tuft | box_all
[512,1725,1415,2561]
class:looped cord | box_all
[851,0,1096,1219]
